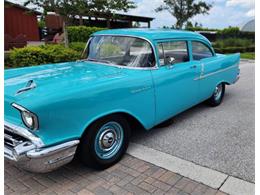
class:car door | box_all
[191,41,219,101]
[151,40,201,124]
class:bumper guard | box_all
[4,121,79,173]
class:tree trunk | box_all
[106,19,111,28]
[63,21,69,48]
[79,15,83,25]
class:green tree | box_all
[25,0,80,47]
[25,0,136,46]
[155,0,212,29]
[90,0,136,28]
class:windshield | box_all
[85,35,155,68]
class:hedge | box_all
[214,46,255,54]
[187,26,255,40]
[8,44,80,68]
[69,42,86,52]
[215,27,254,40]
[212,38,254,48]
[67,26,106,42]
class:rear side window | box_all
[192,41,213,60]
[158,41,189,66]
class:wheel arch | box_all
[80,111,146,137]
[216,80,231,86]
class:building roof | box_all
[93,28,211,44]
[87,12,154,22]
[240,19,255,32]
[4,0,42,15]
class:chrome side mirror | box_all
[166,56,176,64]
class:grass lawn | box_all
[240,52,255,60]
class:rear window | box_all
[192,41,213,60]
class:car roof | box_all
[92,28,211,45]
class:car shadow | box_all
[130,91,233,142]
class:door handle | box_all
[190,65,197,69]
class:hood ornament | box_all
[16,80,37,95]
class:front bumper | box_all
[4,121,79,173]
[233,75,240,84]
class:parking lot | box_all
[5,60,254,194]
[132,60,255,183]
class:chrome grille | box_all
[4,126,29,148]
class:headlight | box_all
[21,111,34,128]
[12,103,39,130]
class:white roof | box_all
[240,19,255,32]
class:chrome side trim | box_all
[11,103,27,112]
[83,34,159,70]
[131,86,152,94]
[27,140,79,158]
[83,61,158,70]
[194,65,238,80]
[4,121,44,148]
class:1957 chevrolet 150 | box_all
[4,29,240,172]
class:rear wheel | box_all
[207,83,225,107]
[78,115,130,169]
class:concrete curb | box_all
[127,142,255,195]
[220,176,255,195]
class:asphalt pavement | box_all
[132,60,255,183]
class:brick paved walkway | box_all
[5,154,227,195]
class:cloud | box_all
[124,0,174,28]
[9,0,255,29]
[126,0,255,29]
[191,3,254,28]
[246,9,255,17]
[226,0,255,8]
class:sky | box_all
[10,0,255,29]
[126,0,255,29]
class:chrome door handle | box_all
[190,65,197,69]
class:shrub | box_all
[100,44,122,57]
[9,44,80,67]
[216,27,254,40]
[218,27,240,38]
[240,52,255,59]
[212,38,254,48]
[69,42,86,53]
[214,46,255,54]
[67,26,106,42]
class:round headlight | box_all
[12,103,39,130]
[21,111,34,128]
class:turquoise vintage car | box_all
[4,29,240,172]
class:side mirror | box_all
[166,56,176,64]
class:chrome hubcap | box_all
[99,129,116,149]
[94,121,124,159]
[214,84,222,100]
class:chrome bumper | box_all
[4,121,79,173]
[232,74,240,84]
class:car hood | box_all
[4,61,124,102]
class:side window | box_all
[157,41,189,66]
[158,43,165,65]
[192,41,213,60]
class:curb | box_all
[127,142,255,195]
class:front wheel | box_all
[78,115,130,169]
[207,83,225,107]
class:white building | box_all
[240,19,255,32]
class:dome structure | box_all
[240,19,255,32]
